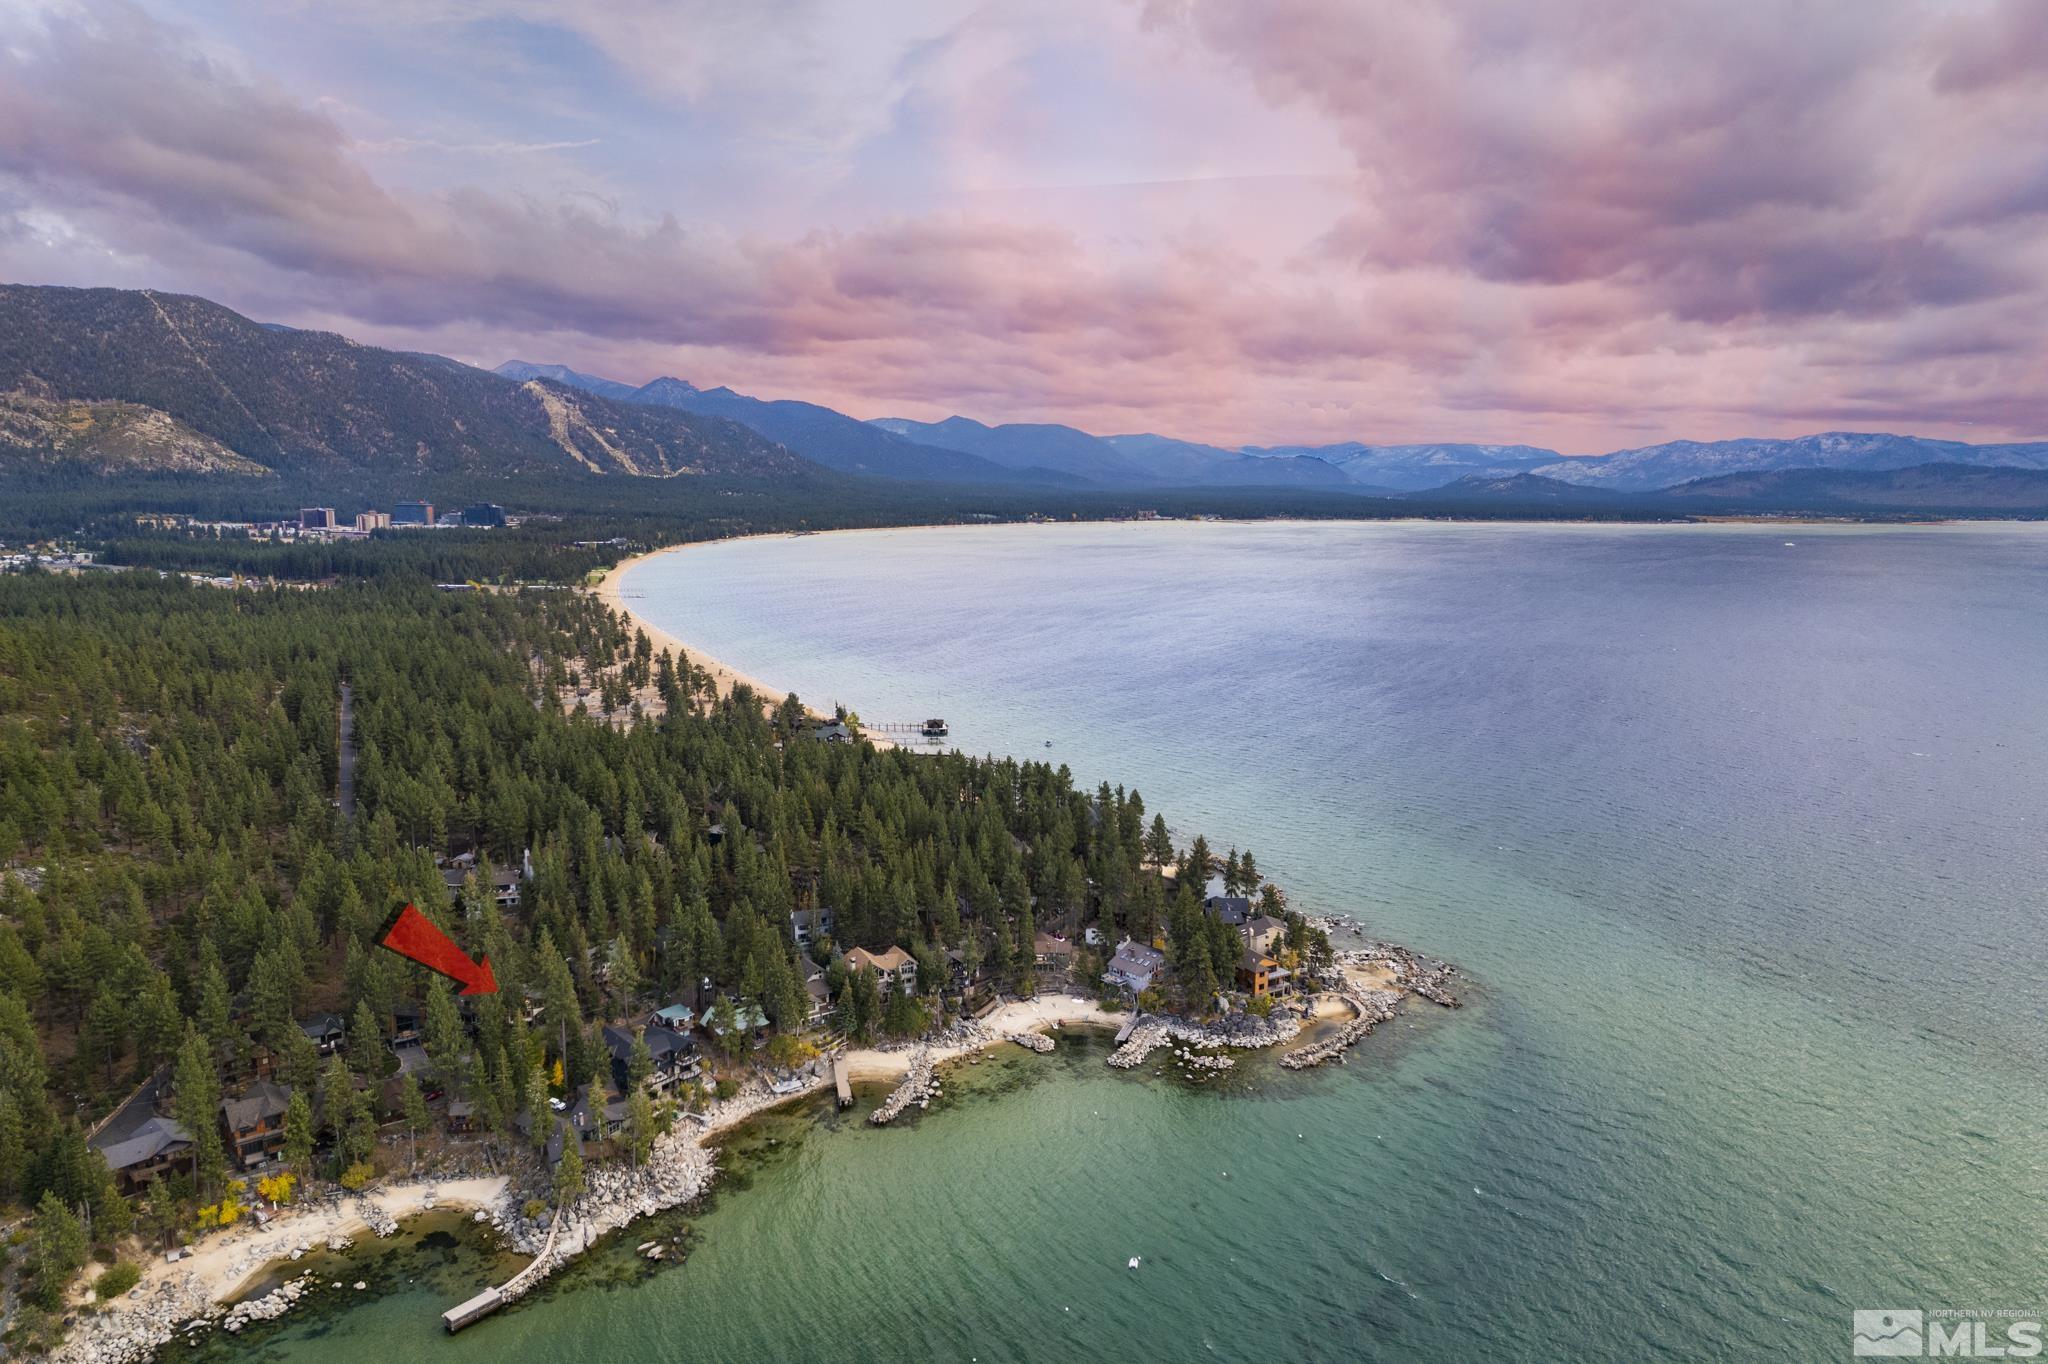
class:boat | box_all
[1128,1257,1141,1269]
[922,717,949,737]
[1044,739,1053,748]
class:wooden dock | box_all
[832,1056,852,1107]
[1114,1018,1137,1045]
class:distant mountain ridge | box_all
[496,351,2048,497]
[3,282,2040,508]
[1533,432,2048,491]
[0,285,810,480]
[497,363,1079,486]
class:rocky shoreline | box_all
[50,1081,818,1364]
[1107,1010,1301,1069]
[869,1048,939,1124]
[52,955,1463,1364]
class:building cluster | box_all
[296,502,510,534]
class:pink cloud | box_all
[0,0,2043,452]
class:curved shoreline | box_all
[594,541,793,707]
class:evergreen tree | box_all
[399,1071,429,1172]
[282,1089,315,1177]
[25,1190,87,1311]
[553,1134,585,1207]
[171,1024,226,1198]
[344,1000,381,1082]
[625,1089,656,1168]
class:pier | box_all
[832,1056,852,1108]
[866,717,951,739]
[444,1208,559,1333]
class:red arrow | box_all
[378,903,497,995]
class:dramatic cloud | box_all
[0,0,2043,450]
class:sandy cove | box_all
[592,542,896,749]
[841,993,1127,1081]
[593,545,791,708]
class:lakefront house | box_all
[219,1080,293,1171]
[1104,939,1165,995]
[844,945,918,996]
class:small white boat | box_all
[1128,1257,1141,1270]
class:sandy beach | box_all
[841,993,1127,1081]
[593,542,898,749]
[594,544,793,708]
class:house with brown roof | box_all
[1033,932,1075,971]
[844,945,918,995]
[1236,950,1292,998]
[220,1080,293,1171]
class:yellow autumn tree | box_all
[197,1180,250,1228]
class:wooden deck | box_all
[832,1056,852,1107]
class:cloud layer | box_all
[1,0,2044,451]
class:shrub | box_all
[714,1078,739,1100]
[94,1262,141,1301]
[339,1161,376,1191]
[522,1198,549,1221]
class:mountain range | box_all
[503,357,2048,498]
[1,283,2044,511]
[0,285,807,481]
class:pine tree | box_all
[171,1024,226,1198]
[399,1072,429,1172]
[25,1191,87,1311]
[282,1089,315,1177]
[347,999,385,1082]
[625,1089,656,1168]
[552,1133,585,1207]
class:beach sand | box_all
[594,546,792,707]
[89,1175,515,1320]
[592,544,897,749]
[841,994,1127,1082]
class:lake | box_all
[244,520,2048,1362]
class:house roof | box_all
[95,1116,193,1171]
[545,1116,577,1166]
[1108,940,1165,976]
[699,1001,771,1032]
[1239,949,1279,971]
[221,1080,292,1131]
[603,1023,696,1065]
[299,1012,344,1038]
[652,1003,695,1026]
[1033,932,1073,957]
[1244,915,1286,937]
[846,946,913,974]
[1206,895,1252,925]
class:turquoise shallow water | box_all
[249,521,2048,1362]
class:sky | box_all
[0,0,2044,454]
